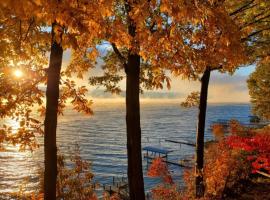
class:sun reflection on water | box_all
[8,118,20,135]
[0,118,41,195]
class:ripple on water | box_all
[0,103,251,194]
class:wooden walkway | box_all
[143,146,173,161]
[143,145,193,168]
[165,139,195,147]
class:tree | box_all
[0,1,48,151]
[109,2,146,198]
[181,0,270,196]
[31,2,97,197]
[225,0,270,121]
[225,0,270,61]
[247,58,270,120]
[88,1,174,198]
[88,1,209,198]
[0,3,60,198]
[1,1,97,199]
[2,0,268,199]
[44,22,64,200]
[90,1,250,198]
[177,2,248,196]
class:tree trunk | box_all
[124,1,145,199]
[195,68,211,198]
[125,51,145,200]
[44,23,63,200]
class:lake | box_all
[0,102,251,196]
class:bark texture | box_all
[44,23,63,200]
[126,52,145,200]
[125,2,145,198]
[195,68,211,198]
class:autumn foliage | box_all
[148,123,270,199]
[0,0,270,199]
[148,158,173,185]
[147,158,182,200]
[203,140,250,198]
[203,123,270,198]
[248,57,270,120]
[227,129,270,174]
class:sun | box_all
[14,69,23,78]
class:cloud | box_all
[84,71,251,103]
[59,50,253,103]
[88,89,183,99]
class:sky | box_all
[62,50,256,103]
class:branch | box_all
[111,43,127,70]
[1,74,45,116]
[241,13,270,29]
[229,0,255,16]
[256,170,270,179]
[23,18,35,41]
[241,27,270,42]
[211,65,223,71]
[19,20,22,50]
[149,21,157,33]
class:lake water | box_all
[0,102,251,196]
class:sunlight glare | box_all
[7,118,20,134]
[14,69,23,78]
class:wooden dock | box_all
[143,146,173,162]
[143,145,193,168]
[165,139,196,147]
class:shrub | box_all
[56,145,97,200]
[226,127,270,174]
[204,140,250,199]
[149,122,270,200]
[211,124,225,140]
[147,158,183,200]
[31,145,97,200]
